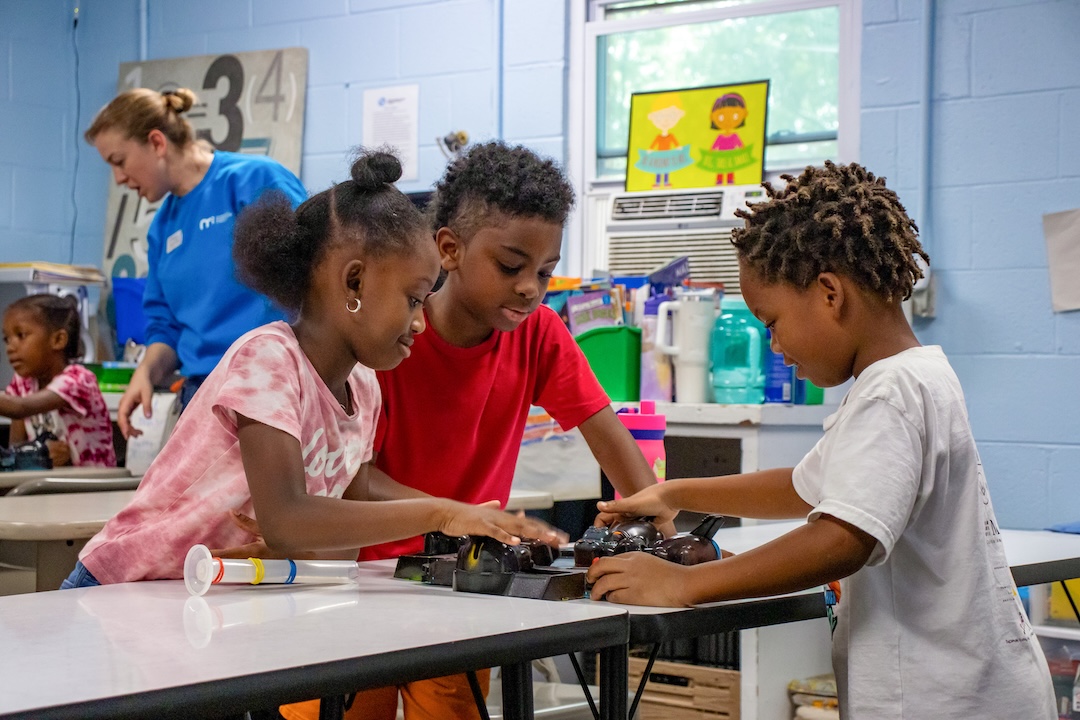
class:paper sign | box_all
[124,393,180,475]
[362,85,420,181]
[1042,208,1080,312]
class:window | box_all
[579,0,860,183]
[563,0,860,276]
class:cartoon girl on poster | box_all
[698,93,754,185]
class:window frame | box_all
[565,0,862,275]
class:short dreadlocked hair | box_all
[431,141,575,239]
[732,161,929,303]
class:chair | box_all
[5,475,141,496]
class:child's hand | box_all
[586,552,693,607]
[594,484,676,529]
[439,500,568,547]
[44,439,72,467]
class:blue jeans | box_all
[60,561,101,589]
[179,375,207,411]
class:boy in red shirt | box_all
[281,142,670,720]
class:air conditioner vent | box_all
[611,191,724,221]
[607,228,740,294]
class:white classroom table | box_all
[0,466,132,491]
[0,490,136,592]
[0,561,628,720]
[593,520,1080,720]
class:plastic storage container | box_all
[111,276,148,347]
[794,377,825,405]
[762,330,793,403]
[575,325,641,402]
[616,400,666,483]
[639,293,673,402]
[86,361,138,393]
[710,296,765,404]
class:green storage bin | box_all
[575,325,642,402]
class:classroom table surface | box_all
[0,562,628,720]
[0,489,136,541]
[703,520,1080,587]
[603,520,1080,643]
[0,465,132,490]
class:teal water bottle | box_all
[709,296,765,404]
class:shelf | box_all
[613,401,835,427]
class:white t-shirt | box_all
[793,346,1055,720]
[80,322,379,584]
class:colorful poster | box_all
[625,80,769,192]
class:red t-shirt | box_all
[359,304,610,560]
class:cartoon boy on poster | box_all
[626,80,769,192]
[634,93,694,188]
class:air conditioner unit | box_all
[598,185,766,295]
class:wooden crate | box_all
[628,657,739,720]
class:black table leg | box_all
[318,695,345,720]
[599,644,628,720]
[500,662,534,720]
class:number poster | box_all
[625,80,769,193]
[100,48,308,279]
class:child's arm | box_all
[237,415,564,555]
[597,467,813,524]
[587,514,877,607]
[0,389,67,420]
[342,459,436,502]
[7,420,27,446]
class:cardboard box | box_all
[627,657,740,720]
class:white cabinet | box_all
[655,402,834,720]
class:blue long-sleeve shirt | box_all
[142,151,307,377]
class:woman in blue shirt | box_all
[85,87,308,437]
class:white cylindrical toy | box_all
[183,544,361,596]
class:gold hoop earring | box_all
[346,297,361,313]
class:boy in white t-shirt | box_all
[587,161,1056,719]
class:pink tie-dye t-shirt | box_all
[6,364,116,467]
[79,322,380,584]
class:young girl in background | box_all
[1,294,116,467]
[63,150,561,589]
[587,162,1056,719]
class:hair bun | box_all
[350,149,403,191]
[162,88,197,114]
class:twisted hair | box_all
[732,161,929,302]
[431,141,574,238]
[84,87,197,147]
[233,148,428,312]
[7,294,83,361]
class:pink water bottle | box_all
[616,401,667,492]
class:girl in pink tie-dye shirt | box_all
[1,294,116,467]
[67,150,561,588]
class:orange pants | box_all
[279,670,491,720]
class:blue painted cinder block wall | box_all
[861,0,1080,529]
[1,0,1076,528]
